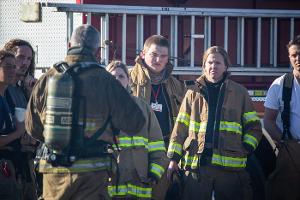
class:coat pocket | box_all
[219,133,246,155]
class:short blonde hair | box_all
[202,46,231,68]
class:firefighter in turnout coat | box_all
[129,35,185,199]
[107,61,168,199]
[167,46,262,200]
[25,25,145,200]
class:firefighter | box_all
[129,35,185,199]
[106,60,169,199]
[0,50,25,200]
[25,25,146,200]
[4,39,39,200]
[167,46,262,200]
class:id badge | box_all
[151,102,163,112]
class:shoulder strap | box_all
[86,116,112,146]
[281,72,294,140]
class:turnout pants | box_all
[182,166,252,200]
[42,171,109,200]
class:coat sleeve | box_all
[107,74,145,134]
[241,88,262,153]
[167,90,193,163]
[25,73,48,142]
[147,105,169,181]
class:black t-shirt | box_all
[205,80,222,143]
[0,95,15,135]
[150,84,171,137]
[201,79,223,162]
[0,95,20,150]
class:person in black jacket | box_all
[0,50,25,200]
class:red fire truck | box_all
[33,0,300,117]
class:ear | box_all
[140,50,145,59]
[95,47,101,60]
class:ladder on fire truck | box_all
[36,2,300,76]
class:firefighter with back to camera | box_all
[25,24,146,200]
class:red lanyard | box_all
[151,85,161,103]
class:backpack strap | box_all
[84,116,112,146]
[281,72,294,140]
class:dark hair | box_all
[287,35,300,49]
[4,39,35,76]
[143,35,169,52]
[202,46,231,68]
[106,60,129,78]
[0,50,15,64]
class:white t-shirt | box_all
[264,74,300,139]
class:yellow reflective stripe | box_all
[167,142,182,156]
[244,133,258,149]
[108,185,127,196]
[150,163,165,178]
[181,154,198,169]
[189,120,206,133]
[148,141,166,152]
[176,112,190,127]
[108,184,152,198]
[128,183,152,198]
[39,158,111,173]
[243,111,260,125]
[118,136,148,148]
[117,137,165,152]
[212,154,247,168]
[219,121,242,135]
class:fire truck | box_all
[15,0,299,117]
[1,0,299,116]
[1,0,299,199]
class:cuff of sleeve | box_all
[243,142,255,154]
[167,153,181,163]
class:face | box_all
[110,67,129,89]
[141,44,169,74]
[288,44,300,74]
[15,45,33,77]
[0,57,16,85]
[203,52,227,83]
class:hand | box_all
[21,133,37,145]
[24,75,37,89]
[14,121,25,139]
[167,160,179,181]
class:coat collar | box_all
[196,73,232,92]
[65,46,97,65]
[130,56,174,86]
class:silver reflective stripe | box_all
[39,158,111,173]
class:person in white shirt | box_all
[264,35,300,200]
